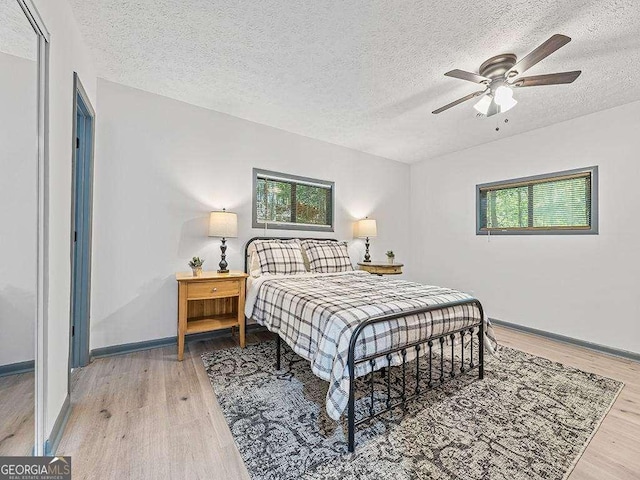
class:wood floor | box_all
[0,371,34,456]
[57,326,640,480]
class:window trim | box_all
[252,168,335,232]
[476,166,599,235]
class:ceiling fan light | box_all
[473,95,493,115]
[494,85,514,106]
[499,95,518,113]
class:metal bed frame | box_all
[244,237,484,452]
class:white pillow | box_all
[247,243,262,277]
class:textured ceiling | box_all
[0,0,36,60]
[68,0,640,163]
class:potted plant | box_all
[189,257,205,277]
[385,250,395,264]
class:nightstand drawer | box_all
[187,280,239,299]
[382,265,402,275]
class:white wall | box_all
[91,79,410,350]
[410,100,640,355]
[0,52,36,366]
[31,0,97,439]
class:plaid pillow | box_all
[301,240,353,273]
[253,240,307,275]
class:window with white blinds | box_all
[476,167,598,235]
[252,168,335,231]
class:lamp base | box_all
[218,238,229,273]
[363,236,372,262]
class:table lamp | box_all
[209,209,238,273]
[355,218,377,263]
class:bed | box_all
[244,237,496,452]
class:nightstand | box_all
[175,271,248,361]
[358,262,404,276]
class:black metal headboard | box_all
[243,236,338,273]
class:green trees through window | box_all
[478,168,596,234]
[253,169,333,231]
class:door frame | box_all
[68,72,95,371]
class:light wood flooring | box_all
[57,326,639,479]
[0,371,34,456]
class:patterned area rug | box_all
[202,340,622,480]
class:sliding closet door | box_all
[0,0,39,456]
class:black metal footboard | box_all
[346,298,484,452]
[273,298,485,453]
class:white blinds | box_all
[479,170,593,231]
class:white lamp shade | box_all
[497,95,517,112]
[209,211,238,238]
[494,85,513,105]
[494,85,517,112]
[355,218,377,238]
[473,95,493,115]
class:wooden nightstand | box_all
[175,271,248,361]
[358,261,404,276]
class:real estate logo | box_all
[0,456,71,480]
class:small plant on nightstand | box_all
[189,257,205,277]
[386,250,395,264]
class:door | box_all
[70,73,95,368]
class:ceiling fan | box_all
[432,34,581,117]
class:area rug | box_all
[202,340,622,480]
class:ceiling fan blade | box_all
[432,90,487,114]
[512,70,581,87]
[508,34,572,76]
[445,69,491,84]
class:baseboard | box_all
[44,395,71,456]
[0,359,35,378]
[90,324,267,359]
[91,335,177,359]
[490,318,640,363]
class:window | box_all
[476,166,598,235]
[252,169,334,231]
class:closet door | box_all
[0,0,49,456]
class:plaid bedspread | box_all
[250,271,491,421]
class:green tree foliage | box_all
[532,177,589,227]
[484,176,590,229]
[256,179,292,223]
[256,178,330,226]
[486,186,528,228]
[296,184,329,225]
